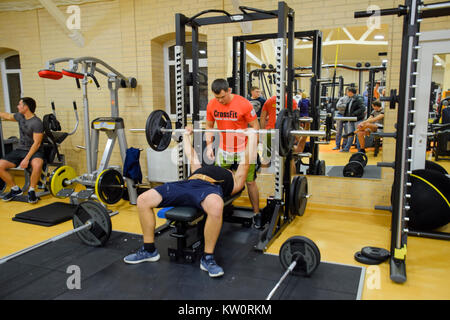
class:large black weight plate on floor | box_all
[361,246,390,262]
[343,161,364,177]
[95,168,124,205]
[72,200,112,247]
[145,110,172,151]
[279,236,320,277]
[349,152,368,167]
[275,109,295,157]
[295,176,308,216]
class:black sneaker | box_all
[27,190,38,204]
[253,213,263,229]
[2,188,23,201]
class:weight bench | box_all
[158,189,245,263]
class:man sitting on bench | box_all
[124,126,258,278]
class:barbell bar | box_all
[131,127,326,137]
[0,201,119,265]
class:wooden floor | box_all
[1,143,449,300]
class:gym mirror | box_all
[241,24,390,179]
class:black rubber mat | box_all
[0,224,364,300]
[326,165,381,179]
[12,202,77,227]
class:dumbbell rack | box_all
[355,0,450,284]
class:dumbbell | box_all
[342,152,368,178]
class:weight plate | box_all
[295,176,308,216]
[354,251,382,265]
[275,109,295,157]
[289,176,300,216]
[49,165,77,197]
[361,246,390,262]
[145,110,172,151]
[343,161,364,178]
[349,152,368,167]
[95,168,125,205]
[72,200,112,247]
[279,236,320,277]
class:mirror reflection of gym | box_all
[242,24,390,179]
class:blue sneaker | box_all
[2,187,23,201]
[123,246,160,264]
[200,255,224,278]
[27,190,38,204]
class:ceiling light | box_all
[374,35,384,40]
[199,50,206,54]
[435,62,442,66]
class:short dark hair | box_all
[372,100,382,108]
[250,86,260,92]
[211,79,230,94]
[347,87,357,94]
[21,97,36,113]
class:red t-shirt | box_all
[206,94,257,152]
[262,96,298,129]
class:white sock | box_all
[29,187,35,192]
[11,185,20,191]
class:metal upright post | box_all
[175,13,188,180]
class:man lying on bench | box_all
[124,126,258,277]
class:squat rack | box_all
[175,1,297,251]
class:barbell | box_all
[266,236,321,300]
[135,109,326,157]
[0,200,117,265]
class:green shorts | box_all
[216,149,257,182]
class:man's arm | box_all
[259,110,267,129]
[231,129,258,195]
[366,113,384,123]
[182,126,201,174]
[0,112,16,121]
[19,132,43,168]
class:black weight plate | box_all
[145,110,172,151]
[289,176,300,216]
[72,200,112,247]
[361,246,390,262]
[349,152,368,167]
[343,161,364,178]
[275,109,295,157]
[95,168,125,205]
[296,176,308,216]
[279,236,320,277]
[354,251,382,265]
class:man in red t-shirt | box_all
[260,95,298,129]
[205,79,263,228]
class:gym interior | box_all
[0,0,449,302]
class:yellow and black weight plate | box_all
[95,168,125,205]
[49,165,77,197]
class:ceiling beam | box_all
[230,0,252,34]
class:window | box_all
[164,41,208,117]
[1,53,23,113]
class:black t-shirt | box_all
[189,165,234,197]
[14,113,44,151]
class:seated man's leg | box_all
[136,189,163,244]
[0,150,24,201]
[200,193,225,277]
[124,188,162,264]
[28,156,45,203]
[357,123,377,152]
